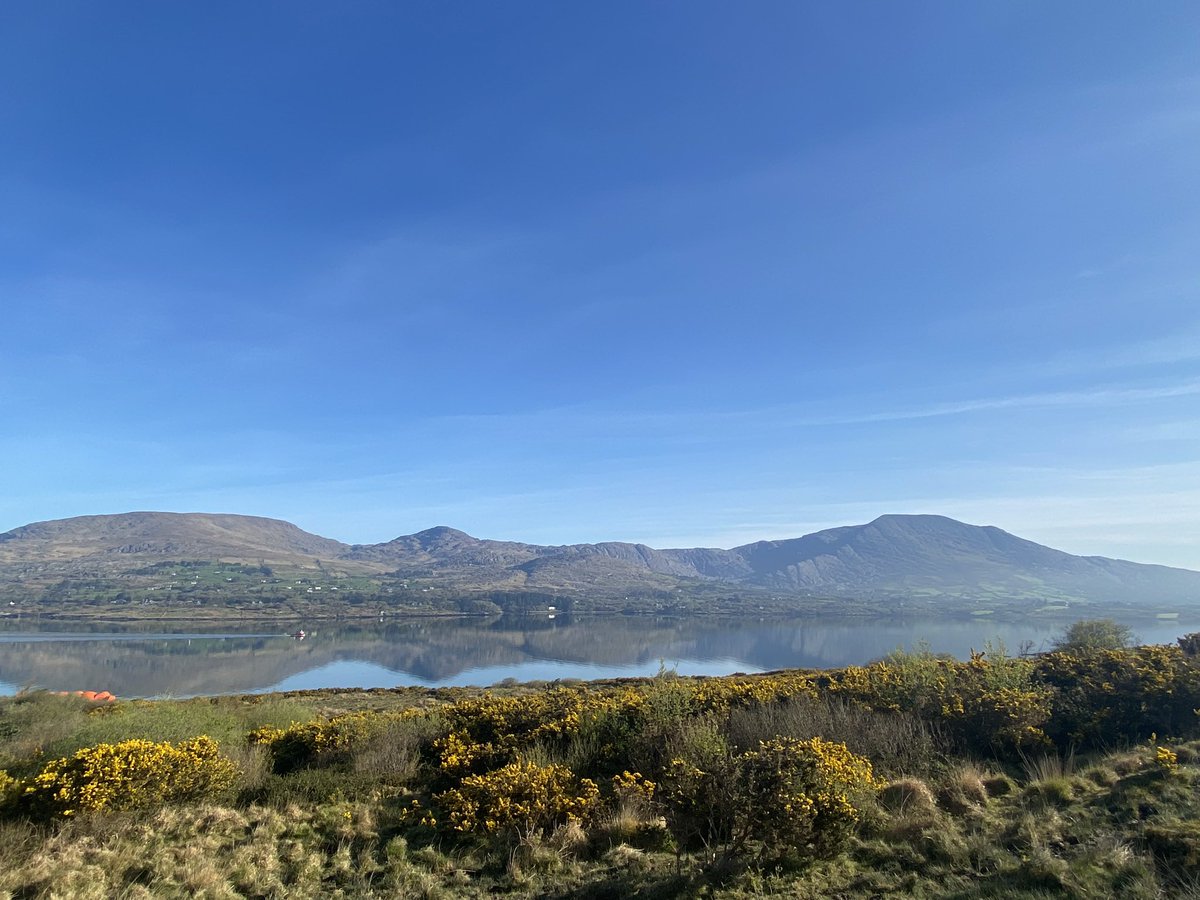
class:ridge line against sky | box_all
[1,3,1198,568]
[6,509,1200,577]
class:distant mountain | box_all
[725,514,1200,607]
[2,511,1199,615]
[0,512,350,565]
[345,514,1200,609]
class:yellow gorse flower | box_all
[1155,746,1179,772]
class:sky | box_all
[2,2,1199,567]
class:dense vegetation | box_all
[3,622,1200,897]
[0,559,842,621]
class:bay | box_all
[0,613,1195,699]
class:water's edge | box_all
[0,613,1193,699]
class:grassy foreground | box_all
[4,633,1200,898]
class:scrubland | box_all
[4,631,1200,898]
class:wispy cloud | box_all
[824,381,1200,425]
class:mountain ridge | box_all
[2,511,1198,614]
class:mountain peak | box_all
[411,526,475,542]
[867,513,980,530]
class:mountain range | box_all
[2,511,1198,616]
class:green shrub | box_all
[350,715,438,782]
[1050,619,1135,652]
[623,677,696,777]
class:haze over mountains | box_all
[2,512,1199,614]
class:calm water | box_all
[0,614,1194,699]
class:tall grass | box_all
[724,695,943,776]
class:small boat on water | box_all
[290,630,306,640]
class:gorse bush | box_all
[234,641,1200,871]
[425,676,823,781]
[0,769,19,812]
[659,736,876,867]
[424,688,646,778]
[690,671,818,711]
[823,647,1053,754]
[21,736,238,817]
[1033,645,1200,749]
[610,770,656,806]
[738,737,877,862]
[1155,745,1179,773]
[436,760,600,839]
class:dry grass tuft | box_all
[878,777,937,815]
[226,742,272,794]
[935,765,989,815]
[549,820,589,856]
[724,695,942,776]
[602,842,649,872]
[950,765,989,805]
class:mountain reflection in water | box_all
[0,615,1193,699]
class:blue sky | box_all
[2,2,1199,567]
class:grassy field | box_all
[3,632,1200,898]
